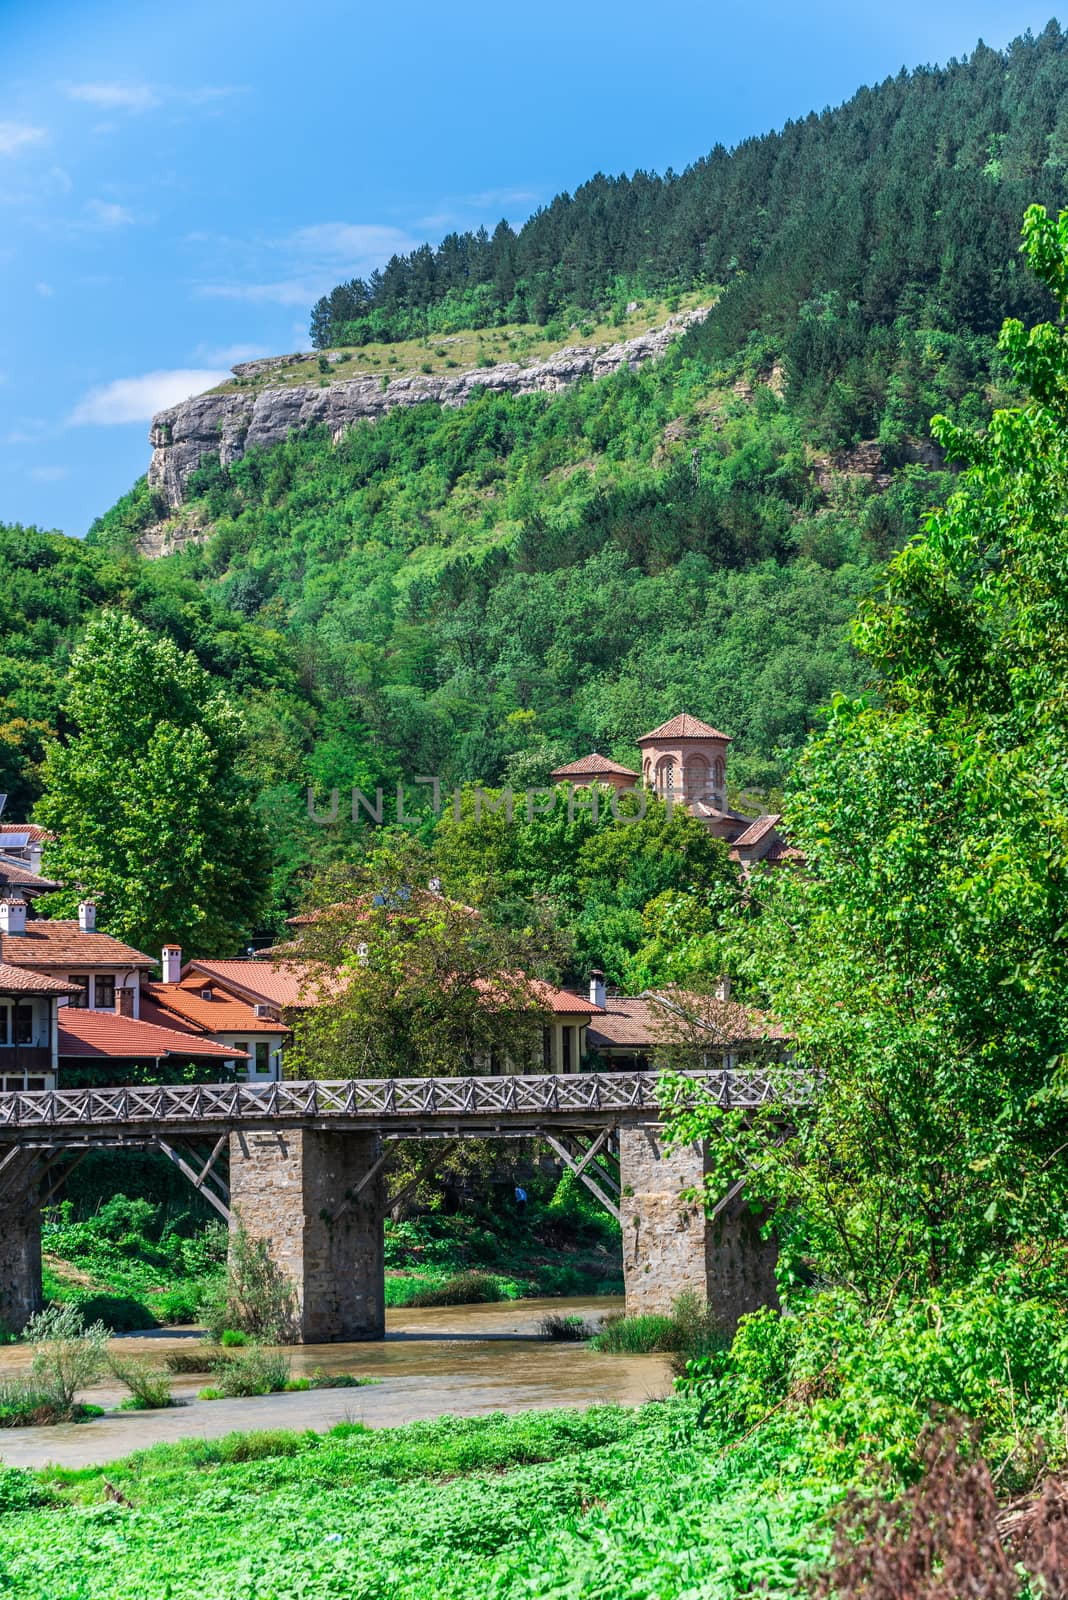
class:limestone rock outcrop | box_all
[147,308,711,508]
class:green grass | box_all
[211,293,708,396]
[0,1403,835,1599]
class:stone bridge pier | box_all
[0,1152,44,1334]
[619,1125,778,1338]
[229,1129,386,1341]
[227,1123,778,1344]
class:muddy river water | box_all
[0,1296,672,1470]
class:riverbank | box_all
[0,1296,669,1470]
[39,1179,622,1330]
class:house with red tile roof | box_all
[0,897,153,1018]
[585,980,786,1070]
[142,947,290,1081]
[56,1009,248,1086]
[0,960,81,1092]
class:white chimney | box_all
[589,968,606,1008]
[715,974,732,1002]
[0,898,27,935]
[78,901,96,933]
[27,842,43,874]
[161,944,182,984]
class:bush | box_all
[165,1347,219,1374]
[201,1227,298,1343]
[589,1293,726,1364]
[69,1293,156,1332]
[26,1304,108,1410]
[108,1355,174,1410]
[219,1329,247,1348]
[210,1344,292,1399]
[591,1312,677,1354]
[402,1271,508,1307]
[539,1313,596,1341]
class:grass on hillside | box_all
[211,293,709,395]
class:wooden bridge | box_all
[0,1070,805,1342]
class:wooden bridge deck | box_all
[0,1068,813,1146]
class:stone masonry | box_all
[619,1124,778,1337]
[0,1154,43,1334]
[228,1128,385,1341]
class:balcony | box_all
[0,1046,53,1073]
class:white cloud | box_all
[29,465,69,482]
[286,222,416,261]
[63,82,160,112]
[200,279,320,307]
[84,198,135,227]
[70,369,228,425]
[0,122,45,156]
[36,281,54,297]
[195,341,272,366]
[195,220,419,308]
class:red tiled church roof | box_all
[730,813,782,849]
[637,714,732,743]
[549,753,639,780]
[57,1009,248,1061]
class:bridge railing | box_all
[0,1068,815,1132]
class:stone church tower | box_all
[636,713,736,837]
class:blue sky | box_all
[0,0,1059,538]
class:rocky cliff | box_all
[147,308,711,508]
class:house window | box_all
[562,1026,575,1072]
[68,977,89,1008]
[233,1043,249,1069]
[0,1005,9,1046]
[94,975,115,1010]
[13,1006,33,1046]
[542,1027,552,1072]
[254,1042,270,1075]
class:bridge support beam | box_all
[619,1125,778,1338]
[0,1152,43,1335]
[228,1129,385,1342]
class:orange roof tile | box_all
[0,962,82,996]
[730,814,782,850]
[58,1009,248,1060]
[637,714,732,743]
[185,959,326,1009]
[588,991,785,1050]
[0,922,154,969]
[549,753,639,780]
[0,858,61,893]
[143,978,289,1035]
[0,824,52,843]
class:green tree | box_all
[668,206,1068,1300]
[35,610,269,957]
[286,837,565,1079]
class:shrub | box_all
[26,1304,108,1410]
[539,1313,596,1341]
[201,1227,298,1344]
[165,1346,219,1374]
[70,1293,156,1332]
[149,1282,204,1326]
[211,1344,292,1398]
[403,1271,506,1307]
[220,1329,247,1348]
[108,1354,174,1410]
[591,1312,677,1354]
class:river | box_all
[0,1295,672,1470]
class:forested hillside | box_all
[16,26,1067,939]
[311,23,1068,347]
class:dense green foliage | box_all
[0,518,296,819]
[667,204,1068,1302]
[34,612,270,957]
[1,1249,1066,1596]
[311,26,1067,346]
